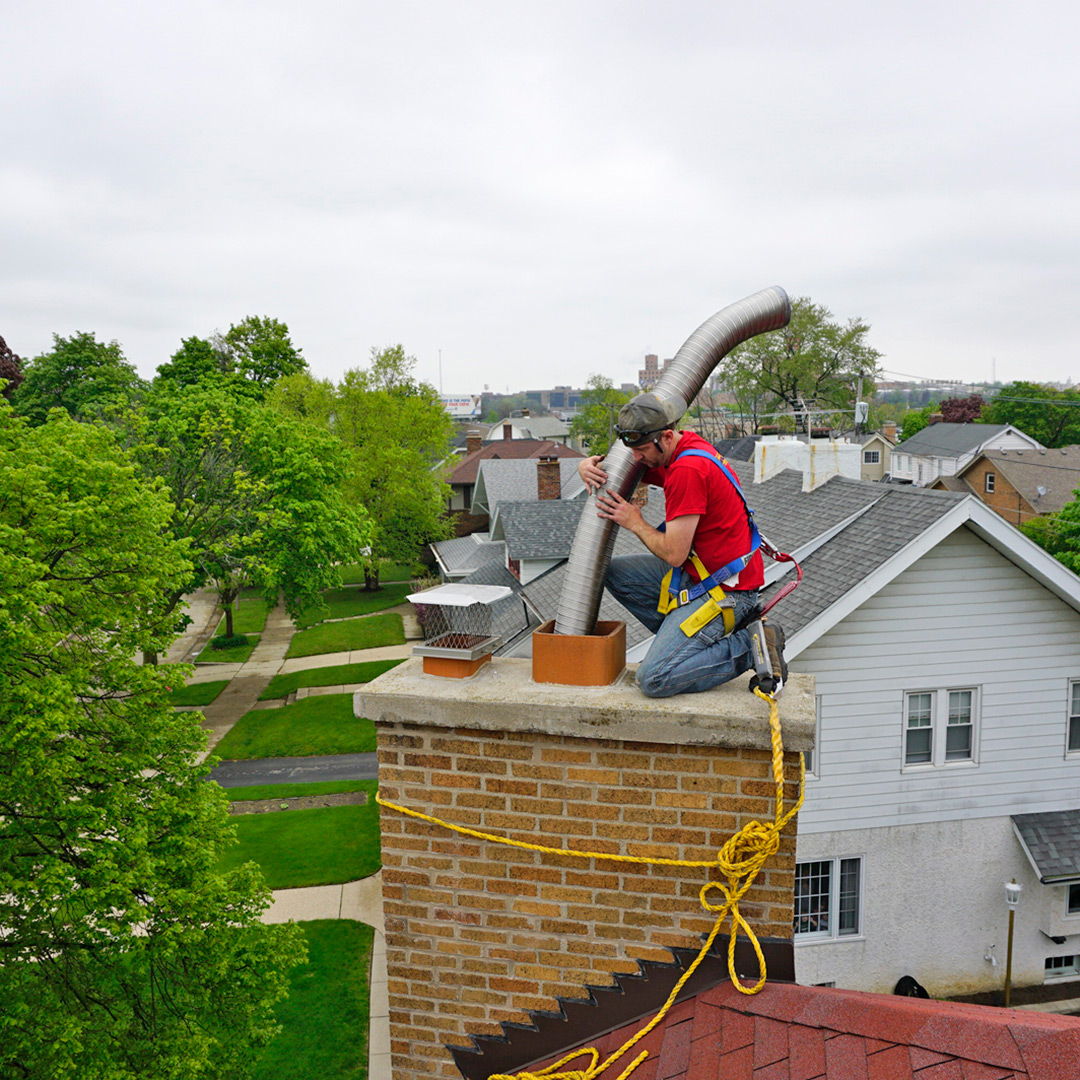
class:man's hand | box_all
[578,454,608,494]
[596,489,643,531]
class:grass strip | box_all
[220,781,381,888]
[213,693,375,760]
[253,919,373,1080]
[197,634,260,664]
[286,614,404,659]
[217,594,272,636]
[338,561,421,585]
[168,679,230,707]
[259,658,404,700]
[293,582,412,629]
[222,779,370,802]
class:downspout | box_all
[553,286,792,637]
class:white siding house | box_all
[890,422,1041,486]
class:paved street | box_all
[209,752,378,787]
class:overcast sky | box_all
[3,1,1078,395]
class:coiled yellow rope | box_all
[376,687,804,1080]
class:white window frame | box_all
[863,449,881,465]
[1067,681,1080,756]
[1045,954,1080,981]
[903,687,979,769]
[1066,883,1080,918]
[794,856,863,943]
[985,472,995,493]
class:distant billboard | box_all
[441,394,483,419]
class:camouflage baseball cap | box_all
[614,392,687,447]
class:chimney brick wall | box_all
[536,456,561,500]
[360,661,812,1080]
[503,423,513,440]
[465,430,482,454]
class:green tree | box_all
[569,374,632,452]
[983,381,1080,448]
[0,334,24,399]
[123,384,373,641]
[897,401,941,441]
[215,316,308,392]
[269,348,453,588]
[12,331,145,424]
[154,334,232,390]
[719,297,882,431]
[0,399,304,1079]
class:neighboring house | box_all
[483,413,573,445]
[891,421,1042,486]
[857,429,895,481]
[429,533,508,582]
[451,442,1080,998]
[444,438,583,534]
[470,457,586,519]
[929,446,1080,528]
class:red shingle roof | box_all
[448,439,582,485]
[526,983,1080,1080]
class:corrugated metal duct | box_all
[553,286,791,637]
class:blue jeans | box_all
[606,553,759,698]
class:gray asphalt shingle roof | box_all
[473,459,585,515]
[894,423,1014,458]
[1013,810,1080,882]
[430,535,507,574]
[961,446,1080,514]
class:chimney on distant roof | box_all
[522,408,530,418]
[882,420,897,442]
[466,429,482,454]
[537,456,561,500]
[928,413,943,426]
[503,422,513,440]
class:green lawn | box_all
[168,679,230,707]
[293,582,411,629]
[218,593,272,636]
[220,781,382,888]
[213,694,376,760]
[339,561,421,585]
[286,614,404,659]
[254,920,373,1080]
[259,659,404,700]
[223,779,370,801]
[197,634,260,664]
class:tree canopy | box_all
[268,346,453,586]
[569,374,632,453]
[939,394,986,424]
[718,296,881,430]
[11,331,144,424]
[0,334,24,399]
[982,381,1080,448]
[122,383,374,635]
[0,399,304,1078]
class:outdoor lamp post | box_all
[1004,878,1022,1008]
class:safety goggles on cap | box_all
[614,425,666,448]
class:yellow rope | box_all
[376,687,804,1080]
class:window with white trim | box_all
[863,449,880,465]
[803,695,821,779]
[794,857,862,940]
[904,688,977,767]
[1067,884,1080,916]
[1068,681,1080,754]
[985,472,995,493]
[1045,955,1080,979]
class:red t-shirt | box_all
[642,431,764,590]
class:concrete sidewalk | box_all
[265,874,389,1080]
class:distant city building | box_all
[441,394,483,419]
[638,353,674,389]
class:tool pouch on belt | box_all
[658,553,737,639]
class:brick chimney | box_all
[928,413,943,426]
[536,456,561,500]
[882,420,897,443]
[357,662,813,1080]
[521,408,530,418]
[466,430,482,454]
[503,422,513,440]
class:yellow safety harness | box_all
[657,551,736,639]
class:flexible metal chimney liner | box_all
[553,286,792,637]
